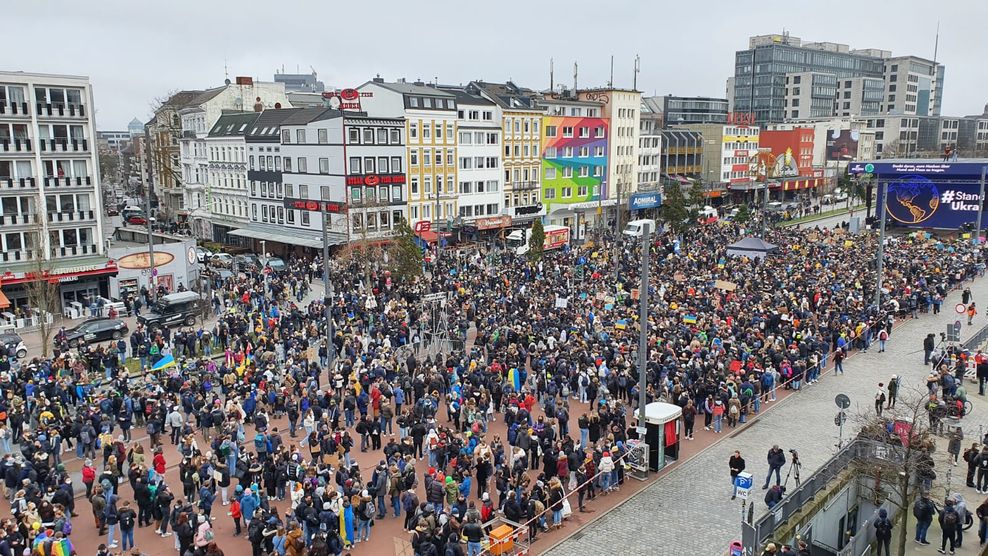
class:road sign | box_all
[635,426,647,436]
[864,163,875,173]
[734,472,753,500]
[835,394,851,409]
[956,303,967,314]
[947,324,960,342]
[955,320,963,334]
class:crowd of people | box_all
[0,217,987,556]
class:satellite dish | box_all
[835,394,851,409]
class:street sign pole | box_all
[322,208,335,370]
[637,221,651,448]
[874,181,887,311]
[976,166,986,242]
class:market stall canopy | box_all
[643,402,683,425]
[726,236,778,260]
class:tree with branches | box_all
[25,218,59,358]
[390,218,423,283]
[852,387,938,556]
[660,182,690,235]
[527,219,545,263]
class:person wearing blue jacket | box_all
[198,480,215,519]
[240,487,259,525]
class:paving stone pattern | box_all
[546,274,988,556]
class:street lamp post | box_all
[637,221,651,439]
[874,181,887,311]
[322,208,335,369]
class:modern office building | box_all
[97,130,132,152]
[672,123,759,190]
[957,104,988,155]
[659,95,729,125]
[732,34,943,123]
[0,71,114,318]
[658,129,703,182]
[273,70,326,94]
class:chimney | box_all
[372,75,384,84]
[413,79,425,86]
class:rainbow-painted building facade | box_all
[539,99,608,224]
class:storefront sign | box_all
[726,112,756,126]
[629,192,662,210]
[283,199,348,214]
[345,174,406,186]
[322,88,373,110]
[475,216,512,230]
[117,251,175,270]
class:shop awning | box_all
[0,291,9,309]
[0,257,118,286]
[228,225,347,249]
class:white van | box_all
[623,219,656,237]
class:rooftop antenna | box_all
[633,54,640,91]
[224,58,229,81]
[574,61,578,93]
[609,55,614,88]
[550,58,554,92]
[931,20,940,115]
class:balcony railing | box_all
[44,176,92,188]
[37,138,87,152]
[0,177,37,189]
[36,103,86,118]
[0,213,36,226]
[47,210,95,223]
[0,250,39,263]
[52,244,98,257]
[508,180,540,190]
[0,101,30,116]
[0,138,32,152]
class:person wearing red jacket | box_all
[81,459,97,498]
[152,449,166,482]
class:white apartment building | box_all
[0,72,113,316]
[343,114,408,240]
[471,81,545,225]
[358,79,458,231]
[176,81,292,236]
[205,112,258,244]
[637,132,662,192]
[580,88,642,204]
[442,86,503,227]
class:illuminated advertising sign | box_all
[283,199,348,214]
[345,174,407,186]
[861,161,988,230]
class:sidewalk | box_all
[545,274,988,556]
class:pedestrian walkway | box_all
[546,274,988,556]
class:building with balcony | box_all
[673,123,760,195]
[205,111,259,244]
[440,85,504,236]
[358,79,458,237]
[658,129,703,183]
[578,88,642,211]
[660,95,729,125]
[0,71,114,319]
[472,80,546,226]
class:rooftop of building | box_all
[470,80,543,110]
[436,85,495,106]
[0,70,92,82]
[246,108,307,139]
[208,112,261,137]
[363,79,455,98]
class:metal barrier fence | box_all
[740,439,904,552]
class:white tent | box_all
[726,236,778,260]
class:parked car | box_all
[234,254,261,271]
[0,333,27,359]
[262,257,286,272]
[698,205,718,218]
[137,290,202,328]
[195,246,213,264]
[59,318,129,348]
[126,215,148,225]
[209,253,234,268]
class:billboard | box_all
[860,161,988,230]
[826,129,859,161]
[629,192,662,210]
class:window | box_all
[436,176,444,194]
[435,150,442,166]
[579,166,589,177]
[424,149,431,166]
[562,187,572,198]
[286,184,294,197]
[297,157,307,173]
[422,124,430,139]
[349,128,360,143]
[377,129,388,144]
[594,146,604,157]
[546,126,557,137]
[544,189,556,199]
[362,128,373,144]
[379,186,390,203]
[424,176,432,195]
[563,147,573,158]
[579,127,589,138]
[281,130,290,143]
[380,211,390,229]
[349,157,361,174]
[410,177,419,195]
[318,129,328,144]
[391,157,402,173]
[545,167,556,180]
[319,158,329,174]
[296,129,306,143]
[299,185,309,199]
[251,204,258,221]
[447,149,454,165]
[545,147,557,158]
[578,185,588,197]
[446,123,454,140]
[350,187,362,204]
[409,97,419,108]
[483,111,493,121]
[563,167,573,178]
[579,146,589,158]
[390,129,400,144]
[435,124,442,140]
[562,127,573,138]
[364,157,375,173]
[594,127,605,138]
[261,205,269,222]
[392,186,402,202]
[409,124,418,139]
[410,151,418,166]
[301,211,310,226]
[378,157,389,173]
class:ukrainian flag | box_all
[683,314,697,325]
[508,368,521,391]
[151,354,176,371]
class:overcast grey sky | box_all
[8,0,986,129]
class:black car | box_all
[0,333,27,359]
[58,318,129,348]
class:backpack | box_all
[729,404,740,417]
[204,528,215,542]
[363,500,376,520]
[913,498,927,519]
[944,509,959,528]
[254,433,266,450]
[874,517,891,536]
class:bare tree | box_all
[852,386,937,556]
[25,215,59,358]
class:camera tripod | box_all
[782,458,802,489]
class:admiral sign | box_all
[628,192,662,210]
